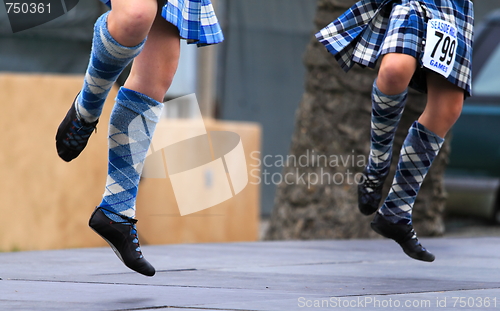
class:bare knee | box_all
[419,74,464,137]
[377,53,417,95]
[149,76,175,100]
[378,64,409,93]
[441,100,463,127]
[419,100,462,137]
[108,1,157,46]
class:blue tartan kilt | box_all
[316,0,474,96]
[99,0,224,46]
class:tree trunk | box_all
[265,0,449,240]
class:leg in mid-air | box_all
[55,0,158,162]
[372,71,464,262]
[55,0,223,276]
[358,53,416,215]
[56,0,179,276]
[89,6,181,277]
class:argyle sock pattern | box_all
[76,11,146,123]
[378,121,445,224]
[99,87,163,222]
[364,80,407,190]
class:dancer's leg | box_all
[98,10,180,221]
[78,0,158,122]
[56,0,157,162]
[90,7,180,277]
[358,53,416,215]
[373,71,464,262]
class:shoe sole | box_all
[358,203,379,215]
[89,210,156,276]
[90,226,126,264]
[371,218,435,262]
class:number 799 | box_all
[430,31,456,66]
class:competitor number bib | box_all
[422,19,457,78]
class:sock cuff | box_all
[116,87,164,123]
[94,12,146,59]
[410,121,445,153]
[372,79,408,104]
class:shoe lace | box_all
[98,207,143,258]
[362,174,383,193]
[403,226,425,250]
[65,117,97,148]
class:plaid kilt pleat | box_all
[99,0,224,46]
[316,0,474,95]
[162,0,224,46]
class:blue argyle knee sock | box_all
[378,121,444,224]
[364,80,407,188]
[369,81,407,173]
[76,12,146,123]
[99,87,163,222]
